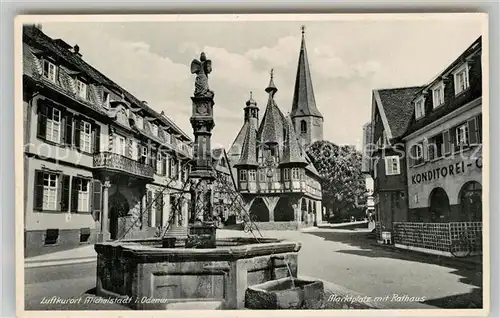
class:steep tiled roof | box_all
[258,74,286,147]
[290,29,323,119]
[280,116,308,166]
[23,25,192,142]
[403,36,482,137]
[305,156,320,176]
[228,121,250,159]
[235,119,259,167]
[375,86,423,138]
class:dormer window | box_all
[102,92,110,109]
[76,79,87,100]
[453,63,470,95]
[414,97,425,120]
[136,116,144,129]
[42,60,57,82]
[151,124,159,137]
[431,82,445,108]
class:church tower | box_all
[290,26,324,148]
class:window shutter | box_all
[125,138,130,158]
[443,130,451,155]
[61,175,70,212]
[34,170,44,210]
[74,117,81,150]
[63,111,73,146]
[37,103,49,139]
[449,127,457,151]
[92,179,102,221]
[468,118,478,145]
[93,123,101,154]
[384,157,390,175]
[423,138,429,161]
[147,191,153,227]
[71,177,79,212]
[149,150,156,169]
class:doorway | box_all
[109,192,130,240]
[459,181,482,222]
[428,187,450,222]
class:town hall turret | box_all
[228,27,324,230]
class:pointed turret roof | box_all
[235,119,258,167]
[228,121,249,158]
[258,69,285,145]
[280,115,308,166]
[290,26,323,118]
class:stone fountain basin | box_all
[245,277,324,309]
[94,237,301,309]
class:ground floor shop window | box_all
[429,187,450,222]
[459,181,482,222]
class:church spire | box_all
[290,25,323,119]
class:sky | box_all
[40,16,484,151]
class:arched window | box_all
[300,120,307,134]
[459,181,482,222]
[428,187,450,222]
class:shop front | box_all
[396,145,483,256]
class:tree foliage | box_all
[307,140,367,218]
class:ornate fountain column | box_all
[186,52,217,248]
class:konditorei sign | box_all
[411,158,482,185]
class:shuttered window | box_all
[33,170,70,212]
[46,108,62,143]
[79,120,92,153]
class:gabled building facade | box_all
[228,29,323,230]
[368,86,423,238]
[402,36,482,225]
[23,25,193,256]
[367,36,483,255]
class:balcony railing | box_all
[93,152,154,179]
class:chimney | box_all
[32,23,43,31]
[73,44,82,57]
[142,101,148,106]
